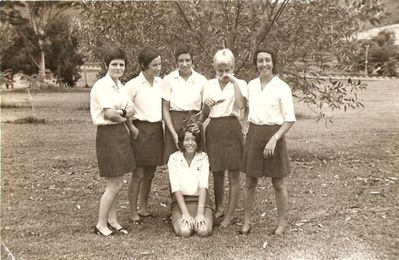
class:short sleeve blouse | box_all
[90,73,133,126]
[247,75,296,125]
[124,72,163,122]
[203,78,247,118]
[167,151,210,196]
[161,69,207,111]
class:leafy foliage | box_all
[79,0,383,118]
[0,1,82,85]
[359,30,399,76]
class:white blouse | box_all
[203,78,247,118]
[124,72,163,122]
[90,73,133,126]
[168,151,210,196]
[247,75,296,125]
[161,69,207,111]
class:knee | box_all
[272,178,286,193]
[213,172,224,182]
[133,169,145,182]
[228,172,240,185]
[107,177,123,193]
[196,225,212,237]
[176,224,193,238]
[245,177,258,189]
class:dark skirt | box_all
[205,116,243,172]
[96,123,135,177]
[132,120,164,167]
[241,123,290,178]
[171,195,213,225]
[163,110,200,164]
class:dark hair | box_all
[253,46,277,74]
[177,127,203,153]
[138,47,160,70]
[104,48,127,67]
[175,43,193,62]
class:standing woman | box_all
[124,47,164,222]
[240,46,296,235]
[168,127,213,237]
[90,47,136,236]
[203,48,247,228]
[162,44,207,164]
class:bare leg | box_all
[213,171,225,218]
[220,170,240,227]
[128,167,145,221]
[271,177,288,235]
[138,166,155,216]
[107,193,124,230]
[96,176,123,235]
[241,176,258,232]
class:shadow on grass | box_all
[3,116,46,124]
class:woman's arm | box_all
[174,191,194,227]
[264,121,294,158]
[194,187,207,229]
[103,108,126,122]
[162,99,179,148]
[232,80,245,110]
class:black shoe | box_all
[93,226,115,237]
[107,222,129,235]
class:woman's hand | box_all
[172,132,179,149]
[263,136,277,159]
[187,122,202,134]
[221,73,238,84]
[125,106,135,118]
[194,213,206,230]
[181,213,194,228]
[204,98,217,107]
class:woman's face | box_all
[177,53,192,76]
[215,63,233,84]
[144,56,162,77]
[107,59,125,80]
[256,52,274,76]
[182,131,197,154]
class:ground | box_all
[1,80,398,259]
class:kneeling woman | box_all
[168,128,213,237]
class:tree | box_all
[79,0,384,117]
[1,1,75,81]
[45,15,84,86]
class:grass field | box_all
[1,80,398,259]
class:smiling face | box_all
[182,131,197,154]
[177,53,193,77]
[256,52,274,77]
[107,59,125,80]
[144,56,162,77]
[215,63,233,84]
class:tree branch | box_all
[256,0,290,47]
[174,2,206,51]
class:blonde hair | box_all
[213,48,235,69]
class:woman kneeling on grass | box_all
[90,47,138,236]
[168,127,213,237]
[240,46,296,236]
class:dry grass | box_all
[1,80,398,259]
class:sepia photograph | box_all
[1,0,398,259]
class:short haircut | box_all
[138,47,160,70]
[177,127,203,153]
[253,46,278,74]
[213,48,235,69]
[175,43,193,61]
[104,48,127,67]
